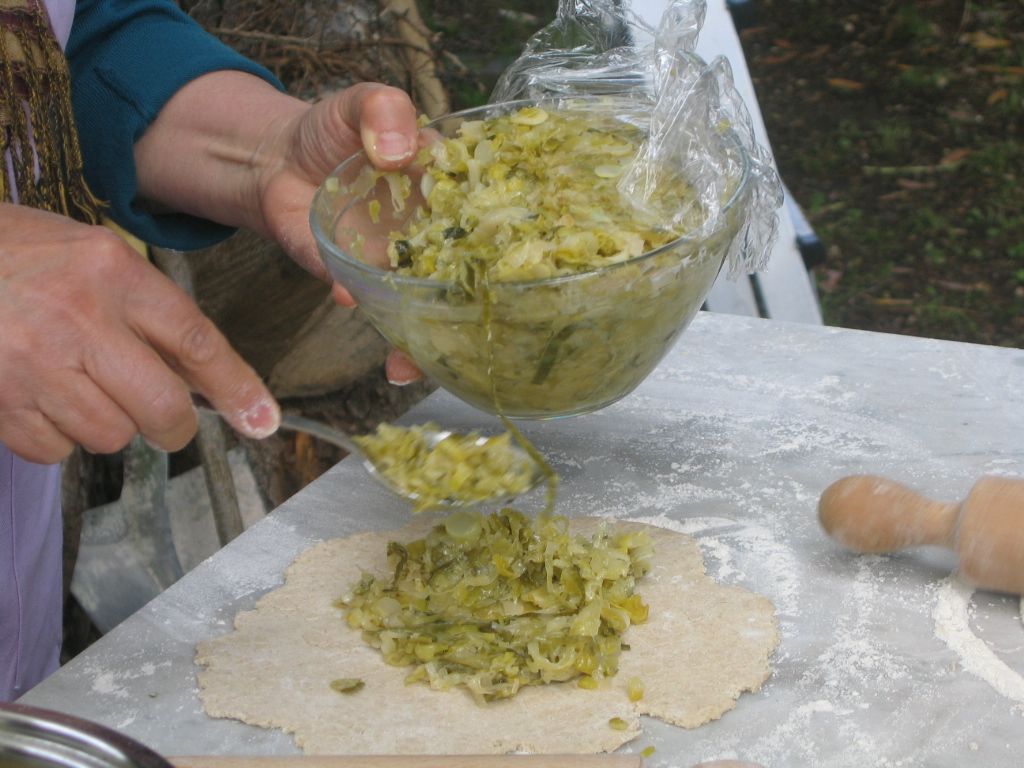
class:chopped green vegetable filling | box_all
[330,678,365,694]
[608,717,630,731]
[339,510,653,703]
[334,103,736,417]
[385,106,698,289]
[353,422,537,513]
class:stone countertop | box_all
[21,312,1024,767]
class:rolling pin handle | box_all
[818,475,960,554]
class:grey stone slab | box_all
[21,313,1024,766]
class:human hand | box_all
[133,75,424,384]
[255,82,419,287]
[258,82,424,383]
[0,204,279,464]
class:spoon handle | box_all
[192,397,364,462]
[278,412,362,456]
[194,397,364,456]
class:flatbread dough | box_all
[196,518,779,754]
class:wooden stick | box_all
[173,756,643,768]
[381,0,450,118]
[861,163,962,176]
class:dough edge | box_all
[195,517,780,754]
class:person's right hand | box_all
[0,203,279,465]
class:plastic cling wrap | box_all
[493,0,782,277]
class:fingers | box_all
[325,85,423,388]
[385,350,423,386]
[329,290,422,385]
[37,371,139,455]
[332,82,419,169]
[0,410,75,465]
[331,281,357,308]
[258,84,418,282]
[123,276,280,441]
[82,327,198,452]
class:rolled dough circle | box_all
[196,517,779,754]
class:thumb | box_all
[385,350,423,386]
[305,83,419,175]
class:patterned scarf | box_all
[0,0,103,221]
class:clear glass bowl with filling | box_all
[311,98,751,419]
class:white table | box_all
[633,0,824,324]
[21,312,1024,766]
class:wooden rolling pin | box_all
[818,474,1024,595]
[172,756,770,767]
[173,757,643,768]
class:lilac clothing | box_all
[0,452,63,700]
[47,0,74,47]
[1,0,77,701]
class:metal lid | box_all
[0,703,173,768]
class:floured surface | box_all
[20,313,1024,766]
[933,576,1024,704]
[195,518,778,754]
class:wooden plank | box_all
[160,229,392,400]
[172,756,644,768]
[752,198,823,324]
[704,269,761,317]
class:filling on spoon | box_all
[353,422,540,513]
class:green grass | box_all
[742,0,1024,348]
[418,1,556,109]
[419,0,1024,348]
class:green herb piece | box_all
[330,678,365,694]
[627,676,644,702]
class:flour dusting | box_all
[625,513,800,617]
[933,576,1024,704]
[806,557,910,700]
[91,671,128,698]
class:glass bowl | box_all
[311,98,751,419]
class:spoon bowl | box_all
[277,413,545,511]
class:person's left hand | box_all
[134,77,424,385]
[255,84,417,281]
[257,83,423,385]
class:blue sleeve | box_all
[66,0,285,250]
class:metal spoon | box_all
[194,404,544,510]
[276,413,545,510]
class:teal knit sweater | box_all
[66,0,283,249]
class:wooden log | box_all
[153,230,391,400]
[382,0,450,117]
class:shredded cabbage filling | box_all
[385,106,696,289]
[338,510,653,702]
[353,423,538,513]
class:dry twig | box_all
[182,0,450,110]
